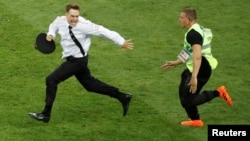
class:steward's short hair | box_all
[182,7,197,21]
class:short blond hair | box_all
[182,7,197,21]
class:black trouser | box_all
[43,55,125,115]
[179,56,218,120]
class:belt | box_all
[66,56,86,61]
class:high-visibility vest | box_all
[183,23,218,72]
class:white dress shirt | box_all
[47,16,125,58]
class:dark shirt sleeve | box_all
[186,29,203,46]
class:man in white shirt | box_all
[29,3,134,123]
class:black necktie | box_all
[68,26,85,56]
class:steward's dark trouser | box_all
[179,56,219,120]
[43,55,125,115]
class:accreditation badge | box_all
[178,49,191,63]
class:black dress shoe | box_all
[28,112,50,123]
[121,94,132,116]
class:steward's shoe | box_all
[181,119,204,127]
[121,94,132,116]
[28,112,50,123]
[217,86,233,106]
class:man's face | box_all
[66,9,80,27]
[179,12,190,29]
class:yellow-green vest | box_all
[183,23,218,72]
